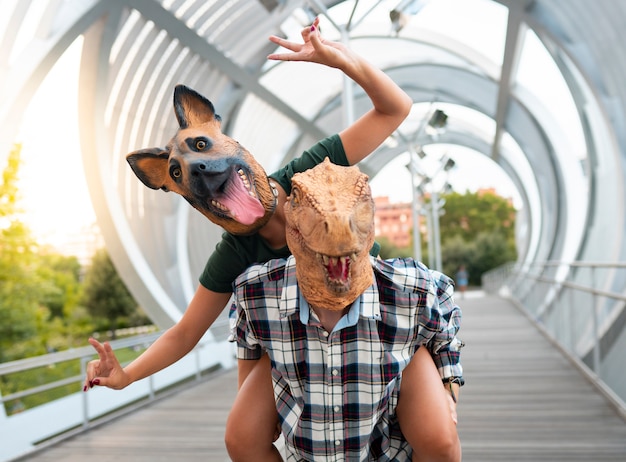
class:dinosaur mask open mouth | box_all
[209,167,265,225]
[318,253,355,292]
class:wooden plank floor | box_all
[18,294,626,461]
[18,368,238,462]
[456,294,626,461]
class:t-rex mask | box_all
[285,158,375,311]
[126,85,278,235]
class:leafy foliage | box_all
[0,145,42,361]
[378,190,517,286]
[81,249,141,337]
[1,145,124,362]
[377,235,411,259]
[0,144,22,218]
[0,145,151,414]
[439,190,516,249]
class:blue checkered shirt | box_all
[232,255,463,461]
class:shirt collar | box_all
[283,256,381,326]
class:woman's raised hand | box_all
[83,337,130,391]
[267,17,353,70]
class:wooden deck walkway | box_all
[17,294,626,461]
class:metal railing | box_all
[483,261,626,419]
[0,326,234,462]
[0,332,160,413]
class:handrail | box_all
[528,274,626,302]
[0,332,163,406]
[0,332,162,377]
[483,260,626,420]
[0,318,234,462]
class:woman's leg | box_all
[396,347,461,462]
[225,354,282,461]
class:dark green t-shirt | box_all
[199,134,349,293]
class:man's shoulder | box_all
[234,257,291,289]
[373,258,453,295]
[373,257,428,292]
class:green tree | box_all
[34,252,94,351]
[0,144,22,217]
[471,230,516,279]
[1,145,99,360]
[435,190,517,286]
[377,235,411,260]
[36,253,82,319]
[441,234,475,282]
[439,190,516,248]
[0,144,44,361]
[81,248,137,337]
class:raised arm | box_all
[268,18,412,165]
[84,286,231,390]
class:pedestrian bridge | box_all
[3,1,626,460]
[7,292,626,462]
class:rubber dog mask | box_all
[126,85,278,235]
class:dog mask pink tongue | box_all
[221,175,265,225]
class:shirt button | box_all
[323,330,329,337]
[332,369,339,376]
[335,440,341,446]
[334,405,340,412]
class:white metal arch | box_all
[1,0,625,332]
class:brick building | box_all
[373,196,414,248]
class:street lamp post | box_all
[431,189,442,270]
[409,159,423,262]
[414,154,455,271]
[401,108,450,265]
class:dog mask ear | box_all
[126,148,170,191]
[173,84,222,128]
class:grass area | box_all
[1,346,146,416]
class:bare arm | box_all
[268,18,412,165]
[84,286,231,390]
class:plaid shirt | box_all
[232,256,463,461]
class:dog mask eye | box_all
[171,167,182,179]
[185,137,211,152]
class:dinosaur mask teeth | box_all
[319,253,356,286]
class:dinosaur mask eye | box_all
[290,187,300,207]
[354,199,374,233]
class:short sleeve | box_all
[270,134,348,195]
[230,298,264,360]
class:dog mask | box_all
[126,85,277,235]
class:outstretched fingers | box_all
[267,35,303,61]
[83,338,122,391]
[267,17,322,62]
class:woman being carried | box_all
[84,18,462,461]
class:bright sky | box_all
[16,38,95,249]
[369,146,521,206]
